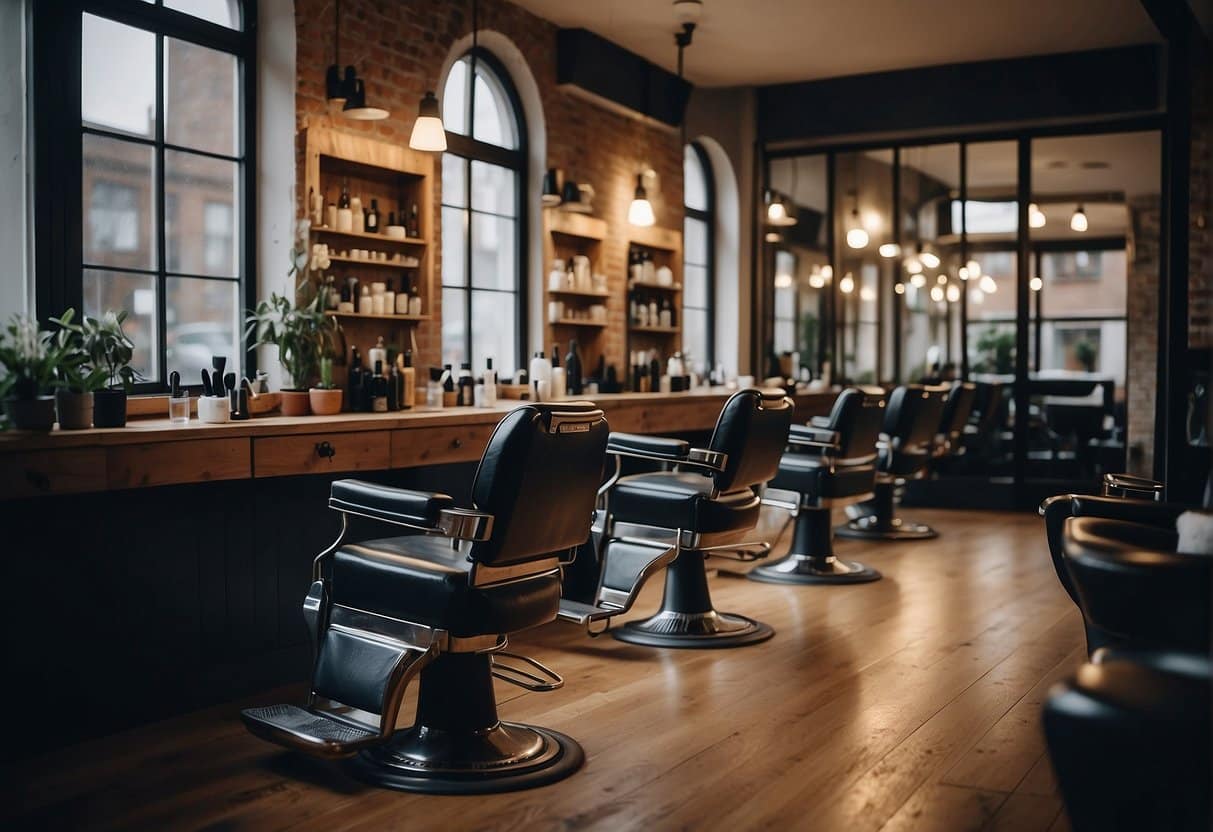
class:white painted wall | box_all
[0,0,29,322]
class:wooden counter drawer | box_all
[0,448,108,499]
[107,438,250,489]
[253,430,391,478]
[391,423,493,469]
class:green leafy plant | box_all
[1073,338,1097,373]
[0,314,77,400]
[316,355,336,390]
[973,327,1015,375]
[246,281,339,390]
[58,310,143,392]
[47,308,108,393]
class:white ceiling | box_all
[512,0,1162,87]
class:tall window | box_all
[683,143,715,369]
[440,51,525,377]
[36,1,252,390]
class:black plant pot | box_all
[4,396,57,431]
[93,389,128,428]
[55,390,94,430]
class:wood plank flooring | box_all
[4,508,1083,831]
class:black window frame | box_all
[439,47,527,375]
[683,141,716,367]
[32,0,258,393]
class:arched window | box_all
[440,50,526,377]
[683,143,715,369]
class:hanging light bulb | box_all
[879,242,901,258]
[764,231,783,243]
[904,257,923,275]
[969,288,985,305]
[958,266,970,281]
[1070,204,1088,232]
[919,246,940,269]
[846,224,869,249]
[930,285,945,303]
[937,273,948,285]
[766,191,797,227]
[1029,202,1046,228]
[839,273,855,293]
[860,286,877,302]
[979,275,998,294]
[910,273,927,289]
[627,173,656,227]
[820,265,834,280]
[946,284,961,303]
[408,91,446,151]
[774,271,793,289]
[808,273,826,289]
[1029,276,1043,292]
[966,259,982,277]
[894,282,906,295]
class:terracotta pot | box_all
[55,390,93,430]
[4,396,56,431]
[309,387,343,416]
[93,389,127,428]
[280,389,312,417]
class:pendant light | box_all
[1029,202,1046,228]
[894,282,906,295]
[343,76,389,120]
[930,285,945,303]
[628,172,656,227]
[946,283,961,303]
[918,244,940,269]
[910,272,927,289]
[766,191,796,227]
[879,242,901,258]
[327,0,389,120]
[839,273,855,294]
[845,192,869,249]
[1070,204,1088,232]
[1029,276,1043,292]
[409,92,446,151]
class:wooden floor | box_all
[6,508,1083,831]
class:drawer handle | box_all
[451,438,462,449]
[315,441,336,460]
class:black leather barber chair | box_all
[932,382,977,463]
[750,387,887,584]
[241,402,608,794]
[836,384,949,541]
[558,389,794,648]
[1040,472,1199,654]
[1042,510,1211,831]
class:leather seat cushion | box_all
[331,535,560,637]
[881,446,931,477]
[610,471,760,534]
[769,455,876,501]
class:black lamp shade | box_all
[561,180,582,204]
[418,91,441,119]
[325,64,346,102]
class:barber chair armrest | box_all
[809,415,834,429]
[329,479,492,540]
[787,423,841,452]
[606,432,691,461]
[1041,494,1188,529]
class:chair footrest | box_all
[557,599,618,625]
[240,704,381,759]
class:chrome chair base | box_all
[835,514,937,541]
[613,608,774,649]
[750,554,881,585]
[347,723,583,795]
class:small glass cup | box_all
[169,394,190,424]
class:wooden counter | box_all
[0,389,836,498]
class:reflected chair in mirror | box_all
[751,387,887,584]
[241,402,608,794]
[558,389,794,648]
[1042,504,1210,832]
[836,384,950,541]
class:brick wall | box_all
[1127,194,1160,475]
[295,0,684,373]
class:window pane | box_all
[442,59,468,136]
[165,38,237,157]
[470,161,516,217]
[441,154,466,207]
[164,0,241,29]
[82,14,156,138]
[83,134,157,270]
[472,290,516,376]
[684,146,708,211]
[166,277,239,380]
[83,268,158,382]
[684,217,708,266]
[442,206,467,286]
[470,212,515,290]
[683,308,708,367]
[685,264,707,308]
[442,288,468,365]
[165,150,238,277]
[472,66,518,149]
[968,321,1016,376]
[1041,249,1126,318]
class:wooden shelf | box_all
[325,311,430,322]
[629,225,682,252]
[628,281,682,293]
[312,227,427,247]
[546,211,608,241]
[550,318,608,328]
[630,324,681,334]
[549,288,609,299]
[326,255,421,269]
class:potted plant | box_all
[246,219,341,417]
[0,314,73,431]
[48,308,107,430]
[309,355,343,415]
[70,310,141,428]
